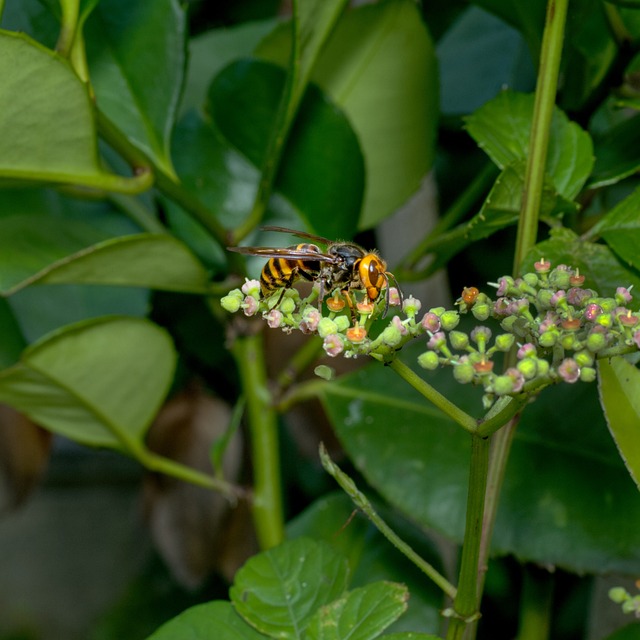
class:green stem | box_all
[0,0,5,22]
[388,359,478,434]
[275,335,325,392]
[516,565,555,640]
[445,435,491,640]
[512,0,569,273]
[231,331,285,549]
[319,444,457,600]
[476,394,529,437]
[56,0,80,57]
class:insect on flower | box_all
[227,226,402,316]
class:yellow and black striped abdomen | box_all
[260,243,323,296]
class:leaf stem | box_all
[55,0,80,57]
[516,565,555,640]
[319,443,457,600]
[231,331,285,549]
[512,0,569,273]
[445,435,490,639]
[388,359,478,434]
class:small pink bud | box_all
[558,358,580,383]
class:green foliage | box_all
[0,0,640,639]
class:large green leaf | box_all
[304,582,408,640]
[437,6,535,116]
[523,228,640,309]
[257,0,438,229]
[319,345,640,575]
[230,537,350,639]
[591,186,640,270]
[0,298,26,368]
[0,215,210,296]
[210,59,364,240]
[589,113,640,188]
[146,601,267,640]
[598,357,640,492]
[84,0,186,177]
[0,30,143,192]
[465,91,594,200]
[0,316,175,448]
[288,494,443,636]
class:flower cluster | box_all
[609,582,640,618]
[221,261,640,407]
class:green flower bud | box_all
[381,325,403,347]
[494,333,515,352]
[500,316,518,332]
[429,306,446,317]
[574,349,594,367]
[440,310,460,331]
[314,365,335,381]
[493,375,515,395]
[549,268,571,289]
[317,318,338,338]
[334,315,351,332]
[600,298,616,312]
[539,331,557,348]
[453,361,475,384]
[418,351,440,370]
[536,358,550,377]
[517,358,538,380]
[596,313,613,329]
[586,331,607,352]
[221,294,242,313]
[449,331,469,350]
[471,303,491,321]
[560,333,579,350]
[609,587,628,604]
[280,296,297,314]
[580,367,596,382]
[537,289,554,309]
[522,272,539,288]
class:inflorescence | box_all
[222,260,640,407]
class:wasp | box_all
[227,226,402,316]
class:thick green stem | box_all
[516,565,555,640]
[319,444,457,600]
[513,0,569,273]
[445,435,491,640]
[388,359,478,434]
[56,0,80,57]
[232,332,285,549]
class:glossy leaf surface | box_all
[320,348,640,574]
[0,215,211,295]
[598,357,640,492]
[304,582,408,640]
[0,31,127,190]
[147,601,267,640]
[0,316,175,448]
[210,59,364,239]
[589,114,640,188]
[257,0,438,229]
[84,0,185,177]
[230,537,350,639]
[465,91,594,200]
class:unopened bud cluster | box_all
[221,261,640,406]
[609,582,640,618]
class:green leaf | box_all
[146,601,268,640]
[381,635,441,640]
[0,215,211,296]
[319,344,640,574]
[210,59,364,239]
[600,623,640,640]
[524,228,640,308]
[304,582,408,640]
[230,537,350,639]
[0,30,142,192]
[257,0,438,229]
[589,113,640,188]
[288,494,442,636]
[437,6,535,116]
[0,298,26,367]
[0,316,175,448]
[84,0,186,177]
[592,186,640,269]
[598,357,640,492]
[181,19,277,116]
[426,164,576,273]
[465,91,594,200]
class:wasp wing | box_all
[227,245,338,262]
[260,225,333,245]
